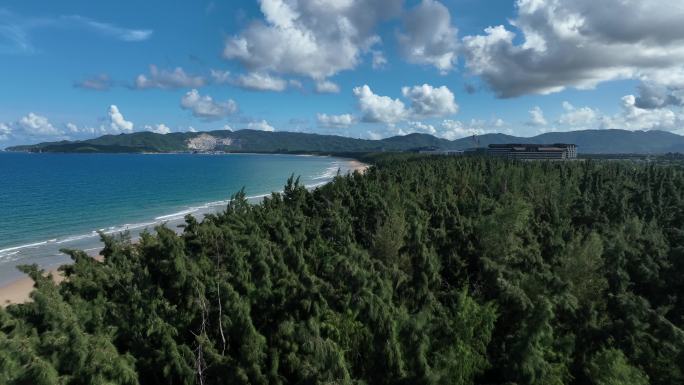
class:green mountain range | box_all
[6,128,684,154]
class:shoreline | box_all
[346,159,369,174]
[0,255,104,307]
[0,156,367,261]
[0,159,368,306]
[0,273,52,306]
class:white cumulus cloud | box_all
[19,113,61,136]
[440,120,472,140]
[247,120,275,132]
[0,123,11,140]
[180,89,237,120]
[317,113,354,128]
[384,118,491,140]
[401,84,459,117]
[135,65,206,90]
[65,122,107,135]
[145,123,171,134]
[398,0,459,73]
[527,106,548,127]
[438,119,501,140]
[558,102,598,127]
[108,105,134,132]
[353,85,408,124]
[403,121,437,135]
[234,72,288,91]
[601,95,683,132]
[223,0,402,81]
[461,0,684,98]
[211,70,297,92]
[352,84,459,124]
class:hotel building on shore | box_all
[485,143,578,160]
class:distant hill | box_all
[6,128,684,154]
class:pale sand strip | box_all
[347,160,369,174]
[0,159,369,307]
[0,256,102,307]
[0,268,63,306]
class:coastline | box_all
[0,255,104,307]
[0,272,54,305]
[0,158,368,306]
[0,275,45,305]
[346,159,369,173]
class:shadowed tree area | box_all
[1,155,683,384]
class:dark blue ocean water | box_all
[0,152,354,283]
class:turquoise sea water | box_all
[0,152,355,284]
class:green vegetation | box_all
[6,130,450,154]
[2,155,684,384]
[6,128,684,154]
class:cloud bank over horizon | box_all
[1,0,684,147]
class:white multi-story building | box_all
[487,144,578,160]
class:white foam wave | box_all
[192,199,231,209]
[0,241,49,254]
[312,162,341,180]
[0,250,20,260]
[56,231,99,244]
[305,181,328,189]
[246,193,271,200]
[102,221,158,234]
[0,251,23,262]
[0,162,344,266]
[155,209,198,221]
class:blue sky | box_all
[1,0,683,147]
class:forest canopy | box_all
[1,155,683,384]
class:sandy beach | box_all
[0,159,369,307]
[0,255,103,307]
[347,159,370,174]
[0,266,64,306]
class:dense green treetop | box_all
[1,155,684,384]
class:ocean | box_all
[0,152,356,284]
